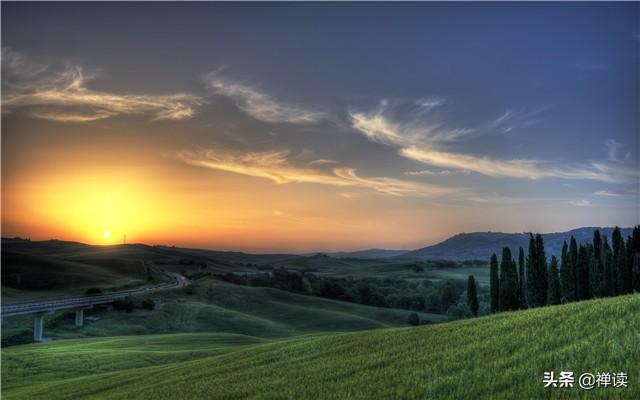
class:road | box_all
[1,272,190,318]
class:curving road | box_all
[1,272,190,318]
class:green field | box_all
[2,278,445,343]
[3,295,638,399]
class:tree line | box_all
[488,226,640,313]
[221,268,468,317]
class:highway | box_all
[1,272,190,318]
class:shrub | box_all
[113,297,135,313]
[141,299,156,310]
[408,313,420,326]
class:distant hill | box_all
[3,226,635,265]
[405,227,634,261]
[324,248,408,259]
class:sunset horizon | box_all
[3,3,638,253]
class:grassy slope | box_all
[2,279,445,341]
[1,252,151,299]
[4,295,638,399]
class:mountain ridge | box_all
[327,226,635,261]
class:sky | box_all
[2,2,639,253]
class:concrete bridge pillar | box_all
[33,313,44,342]
[74,309,84,327]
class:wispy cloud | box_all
[594,190,621,197]
[174,149,454,197]
[351,105,638,183]
[337,192,360,199]
[603,139,630,162]
[2,48,203,122]
[204,71,325,124]
[403,169,468,176]
[569,199,591,207]
[594,189,637,197]
[415,97,445,112]
[486,108,545,134]
[308,159,338,166]
[30,110,116,123]
[399,146,635,182]
[351,105,470,146]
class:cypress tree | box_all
[604,237,615,296]
[559,241,575,302]
[612,227,629,294]
[569,236,578,299]
[591,230,605,298]
[535,234,548,306]
[593,229,602,261]
[525,234,536,306]
[590,253,604,298]
[633,226,640,292]
[626,236,634,294]
[547,255,561,305]
[467,275,479,316]
[499,247,518,311]
[576,245,590,300]
[527,234,548,308]
[612,227,623,294]
[489,253,499,313]
[518,247,526,308]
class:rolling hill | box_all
[3,294,638,399]
[1,278,445,344]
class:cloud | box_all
[351,107,638,183]
[594,190,623,197]
[2,49,203,122]
[204,71,325,124]
[337,192,359,199]
[351,107,469,147]
[569,200,591,207]
[30,110,116,123]
[415,97,445,111]
[174,149,454,197]
[403,169,467,176]
[308,159,338,165]
[604,139,624,161]
[487,108,545,134]
[400,146,634,182]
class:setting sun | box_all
[103,231,111,239]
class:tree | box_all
[604,237,615,296]
[407,313,420,326]
[560,241,575,302]
[490,253,499,313]
[467,275,479,316]
[141,299,155,310]
[499,247,519,311]
[527,234,548,308]
[576,245,591,300]
[525,234,535,305]
[593,229,602,261]
[518,247,526,308]
[547,256,562,305]
[612,227,630,294]
[626,236,634,293]
[590,230,605,298]
[633,226,640,292]
[569,236,578,300]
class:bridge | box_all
[1,272,189,342]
